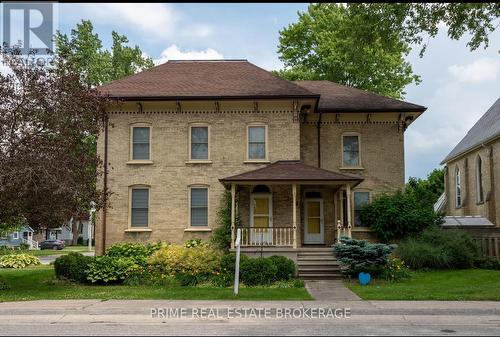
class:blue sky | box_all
[15,3,500,179]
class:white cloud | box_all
[62,4,215,43]
[448,58,500,83]
[154,44,223,65]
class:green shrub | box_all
[86,256,135,284]
[19,243,30,250]
[360,191,443,242]
[333,237,394,276]
[106,242,165,266]
[474,256,500,270]
[240,257,278,286]
[183,238,207,248]
[268,279,305,288]
[148,245,222,285]
[268,255,295,280]
[381,257,411,282]
[396,226,480,270]
[0,254,40,268]
[77,237,84,245]
[54,252,93,283]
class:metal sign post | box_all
[233,228,241,296]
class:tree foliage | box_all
[406,168,445,209]
[278,3,500,98]
[360,191,444,243]
[0,49,108,231]
[55,20,154,87]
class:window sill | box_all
[351,228,373,232]
[126,160,154,165]
[185,160,213,164]
[125,228,152,232]
[339,166,365,170]
[184,227,212,232]
[244,160,270,164]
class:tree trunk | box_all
[71,218,80,246]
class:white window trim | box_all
[455,165,462,208]
[476,155,484,204]
[187,185,211,230]
[126,185,152,231]
[187,123,212,164]
[127,123,153,164]
[352,190,371,230]
[12,232,19,240]
[340,132,363,170]
[245,123,269,163]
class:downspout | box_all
[317,111,323,168]
[102,114,109,254]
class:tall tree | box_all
[277,3,419,99]
[0,48,109,232]
[406,168,445,209]
[55,20,154,87]
[278,3,500,98]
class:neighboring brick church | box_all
[95,59,426,256]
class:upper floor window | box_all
[131,187,149,227]
[190,187,208,227]
[455,165,462,208]
[247,125,267,160]
[476,156,484,203]
[190,125,209,160]
[354,191,370,227]
[131,125,151,160]
[342,134,360,167]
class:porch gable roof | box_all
[220,160,363,185]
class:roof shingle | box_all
[220,160,363,184]
[442,98,500,164]
[294,80,426,113]
[99,60,317,99]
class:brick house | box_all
[440,98,500,232]
[96,59,426,260]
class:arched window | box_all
[476,156,484,203]
[455,165,462,208]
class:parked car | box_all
[40,239,65,250]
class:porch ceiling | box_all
[219,160,363,186]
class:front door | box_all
[250,194,273,244]
[304,199,324,244]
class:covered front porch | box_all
[220,161,363,252]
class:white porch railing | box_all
[239,226,294,247]
[21,238,39,250]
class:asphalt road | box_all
[0,300,499,336]
[38,251,94,264]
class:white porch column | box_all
[230,184,236,250]
[292,184,297,249]
[346,184,352,238]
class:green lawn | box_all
[0,266,312,302]
[347,269,500,301]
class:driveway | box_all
[0,300,499,335]
[38,251,95,265]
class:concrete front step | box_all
[298,273,343,280]
[296,251,342,280]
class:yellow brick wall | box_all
[96,100,302,253]
[445,139,499,226]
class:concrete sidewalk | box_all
[0,299,499,336]
[305,280,360,300]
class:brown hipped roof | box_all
[294,80,426,113]
[220,161,363,185]
[99,60,318,100]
